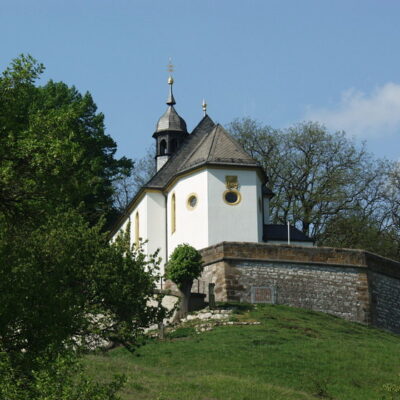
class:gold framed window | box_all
[186,193,198,210]
[171,193,176,233]
[223,189,241,205]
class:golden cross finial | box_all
[167,57,174,84]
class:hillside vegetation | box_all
[85,304,400,400]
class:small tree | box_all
[165,244,203,320]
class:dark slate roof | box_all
[145,114,216,189]
[181,124,259,170]
[145,115,263,190]
[263,224,314,243]
[155,105,187,134]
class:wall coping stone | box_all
[199,242,400,279]
[201,256,367,270]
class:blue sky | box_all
[1,0,400,162]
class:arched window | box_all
[160,140,167,155]
[135,211,139,247]
[171,193,176,234]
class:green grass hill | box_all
[85,304,400,400]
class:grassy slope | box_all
[85,304,400,400]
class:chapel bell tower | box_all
[153,74,188,171]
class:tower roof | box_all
[154,76,187,134]
[155,106,187,133]
[146,116,265,190]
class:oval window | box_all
[223,190,241,205]
[187,194,198,210]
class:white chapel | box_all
[111,76,313,274]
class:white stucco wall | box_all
[112,191,167,274]
[207,168,263,245]
[130,195,148,253]
[145,192,167,273]
[113,166,265,275]
[167,169,209,258]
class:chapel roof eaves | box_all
[108,115,216,236]
[109,115,268,237]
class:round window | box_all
[223,190,241,205]
[187,194,198,210]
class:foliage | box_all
[319,212,400,260]
[229,118,382,239]
[0,210,166,374]
[165,244,203,320]
[229,118,400,260]
[94,227,168,351]
[165,244,203,290]
[85,304,400,400]
[383,162,400,249]
[0,55,165,398]
[0,351,125,400]
[0,54,133,225]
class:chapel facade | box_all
[108,77,400,335]
[110,76,313,275]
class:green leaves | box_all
[165,244,203,289]
[0,351,126,400]
[0,55,164,398]
[0,55,133,225]
[0,209,168,360]
[229,117,400,260]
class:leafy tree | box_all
[0,54,133,225]
[0,351,125,400]
[229,117,400,261]
[372,161,400,260]
[0,55,166,398]
[229,118,385,241]
[384,162,400,232]
[0,211,166,383]
[318,212,399,260]
[165,244,203,320]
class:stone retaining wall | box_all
[195,242,400,333]
[369,271,400,333]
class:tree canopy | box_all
[166,244,203,289]
[229,118,399,260]
[0,54,132,225]
[165,244,203,319]
[0,55,165,399]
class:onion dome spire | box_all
[154,60,187,134]
[167,75,176,106]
